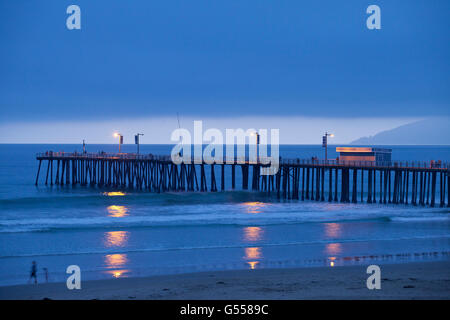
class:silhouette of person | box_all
[29,261,38,284]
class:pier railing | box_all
[37,151,171,161]
[36,152,449,170]
[279,158,449,170]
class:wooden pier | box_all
[35,152,450,207]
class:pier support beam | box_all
[447,173,450,207]
[328,168,332,202]
[221,164,225,191]
[334,168,338,202]
[352,169,357,203]
[301,167,305,201]
[35,160,42,186]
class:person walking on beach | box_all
[28,261,38,284]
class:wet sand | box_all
[1,261,449,300]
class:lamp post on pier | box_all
[114,133,123,153]
[322,132,334,162]
[251,131,260,163]
[135,133,144,154]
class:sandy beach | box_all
[1,261,449,300]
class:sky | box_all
[0,0,449,143]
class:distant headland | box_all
[351,118,450,145]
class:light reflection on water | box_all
[245,247,262,259]
[103,231,129,247]
[243,226,264,242]
[107,205,129,217]
[324,223,343,266]
[324,222,341,238]
[104,253,129,278]
[326,243,342,267]
[325,243,342,256]
[242,226,264,269]
[244,247,263,270]
[105,253,128,267]
[109,270,127,278]
[103,191,126,197]
[241,201,268,214]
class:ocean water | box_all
[0,144,449,286]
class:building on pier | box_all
[336,147,392,165]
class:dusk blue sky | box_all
[0,0,449,143]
